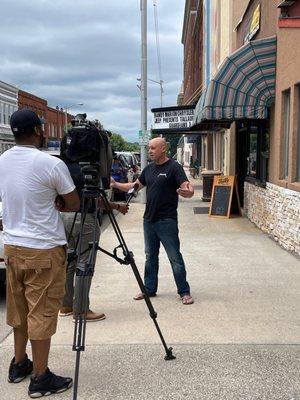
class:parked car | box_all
[0,202,5,287]
[115,152,141,182]
[132,151,141,166]
[111,154,129,200]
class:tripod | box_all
[71,185,175,400]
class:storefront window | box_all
[297,85,300,181]
[282,90,290,180]
[248,128,258,177]
[237,121,269,187]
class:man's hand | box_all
[177,182,194,198]
[117,203,129,215]
[54,195,65,211]
[110,177,117,188]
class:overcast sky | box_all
[0,0,184,142]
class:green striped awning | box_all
[192,36,277,129]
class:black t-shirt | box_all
[139,159,188,221]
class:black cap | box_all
[10,109,44,134]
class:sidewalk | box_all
[0,182,299,399]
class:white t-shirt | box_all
[0,145,76,249]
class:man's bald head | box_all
[149,137,167,149]
[148,137,168,164]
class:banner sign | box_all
[151,105,195,134]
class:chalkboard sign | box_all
[209,176,241,218]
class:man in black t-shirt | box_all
[111,137,194,305]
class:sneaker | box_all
[28,368,73,398]
[8,354,33,383]
[72,310,106,323]
[59,306,73,317]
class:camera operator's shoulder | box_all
[38,149,62,167]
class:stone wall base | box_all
[244,182,300,256]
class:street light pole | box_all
[137,77,163,108]
[140,0,147,204]
[64,103,84,133]
[148,78,163,107]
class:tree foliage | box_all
[150,132,182,158]
[110,133,140,152]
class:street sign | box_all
[139,129,151,145]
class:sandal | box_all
[133,292,156,300]
[181,295,194,305]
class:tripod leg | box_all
[129,256,175,360]
[72,191,101,399]
[72,315,85,400]
[98,191,175,360]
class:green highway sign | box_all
[139,129,151,145]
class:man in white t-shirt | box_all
[0,109,80,398]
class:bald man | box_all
[111,137,194,305]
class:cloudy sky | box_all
[0,0,184,142]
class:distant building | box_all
[0,81,18,154]
[18,89,72,147]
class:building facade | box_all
[184,0,300,255]
[0,81,18,154]
[181,0,231,174]
[242,0,300,254]
[19,89,71,146]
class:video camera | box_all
[60,113,112,190]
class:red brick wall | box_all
[46,106,64,140]
[18,90,72,144]
[18,90,47,120]
[182,1,204,105]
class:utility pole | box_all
[140,0,148,204]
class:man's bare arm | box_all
[55,190,80,212]
[110,178,144,192]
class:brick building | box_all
[183,0,300,255]
[46,106,65,142]
[18,89,72,146]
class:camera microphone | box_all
[126,183,140,204]
[127,183,139,196]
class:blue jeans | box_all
[143,218,190,296]
[61,212,100,310]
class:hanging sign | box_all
[151,105,195,134]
